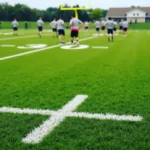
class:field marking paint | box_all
[61,44,89,50]
[0,95,143,144]
[0,34,51,41]
[1,45,16,47]
[93,34,104,37]
[0,44,60,61]
[92,46,109,49]
[18,44,47,49]
[0,36,97,61]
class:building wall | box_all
[126,9,146,18]
[127,17,145,23]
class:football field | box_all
[0,29,150,150]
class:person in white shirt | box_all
[113,20,118,34]
[84,21,89,31]
[119,20,124,34]
[12,18,19,35]
[69,15,83,45]
[50,18,57,38]
[106,17,115,42]
[37,17,44,38]
[95,19,101,34]
[101,19,106,33]
[56,17,65,44]
[123,19,128,35]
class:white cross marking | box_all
[0,95,143,144]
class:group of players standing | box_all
[11,16,128,44]
[93,17,128,41]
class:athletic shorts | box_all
[113,28,117,31]
[85,27,88,29]
[52,28,57,32]
[71,30,79,38]
[120,26,123,30]
[102,26,105,30]
[96,28,100,31]
[124,28,128,32]
[107,29,113,34]
[38,26,43,31]
[13,27,18,31]
[58,29,65,36]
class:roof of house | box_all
[106,7,150,17]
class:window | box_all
[137,13,139,16]
[133,13,135,16]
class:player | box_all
[12,18,19,35]
[106,17,114,42]
[37,17,44,38]
[50,18,57,38]
[101,19,106,34]
[69,15,83,45]
[119,20,123,34]
[84,21,89,31]
[95,19,101,35]
[56,17,65,44]
[113,20,118,34]
[123,19,128,35]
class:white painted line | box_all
[0,106,143,122]
[69,112,142,122]
[0,44,60,61]
[22,95,88,144]
[1,45,16,47]
[61,45,89,50]
[0,34,51,41]
[0,36,97,61]
[0,94,143,144]
[92,46,109,49]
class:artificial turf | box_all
[0,29,150,150]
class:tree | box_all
[91,8,102,20]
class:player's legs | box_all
[108,29,113,42]
[70,31,74,44]
[58,29,65,44]
[13,27,18,35]
[38,27,42,38]
[96,28,100,35]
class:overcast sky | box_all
[0,0,150,9]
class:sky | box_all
[0,0,150,10]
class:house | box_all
[106,6,150,23]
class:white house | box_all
[106,7,150,23]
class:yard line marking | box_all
[92,46,109,49]
[22,95,88,144]
[0,36,97,61]
[0,34,51,41]
[0,44,60,61]
[1,45,16,47]
[0,94,143,144]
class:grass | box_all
[0,29,150,150]
[0,21,150,29]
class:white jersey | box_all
[57,19,64,30]
[113,21,118,27]
[70,18,83,30]
[12,21,19,27]
[85,22,89,27]
[106,20,114,29]
[101,20,106,26]
[120,21,123,27]
[123,21,128,28]
[95,21,100,28]
[51,20,57,28]
[37,20,44,27]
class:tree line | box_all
[0,3,107,22]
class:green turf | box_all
[0,21,150,29]
[0,29,150,150]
